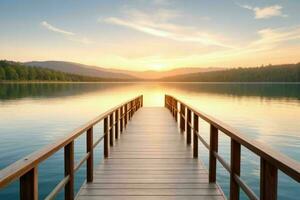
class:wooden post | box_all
[175,100,178,122]
[230,139,241,200]
[86,127,93,182]
[104,117,109,158]
[260,158,278,200]
[64,141,74,200]
[125,104,128,127]
[165,96,167,107]
[131,101,134,118]
[115,109,119,139]
[209,125,218,183]
[120,106,123,133]
[20,167,38,200]
[180,104,185,133]
[109,114,114,146]
[141,95,143,107]
[186,109,192,145]
[173,99,176,119]
[193,113,198,158]
[129,102,132,120]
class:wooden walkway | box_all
[77,107,225,200]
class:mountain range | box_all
[25,61,223,80]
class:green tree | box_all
[5,66,19,80]
[0,67,6,80]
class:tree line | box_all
[0,60,120,82]
[160,63,300,82]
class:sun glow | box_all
[148,63,167,71]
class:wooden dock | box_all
[1,95,299,200]
[77,107,225,200]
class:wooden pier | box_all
[0,94,299,200]
[77,107,224,200]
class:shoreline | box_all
[1,81,300,84]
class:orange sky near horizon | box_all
[1,1,300,71]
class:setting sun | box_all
[148,63,167,71]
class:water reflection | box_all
[1,83,300,101]
[0,82,299,200]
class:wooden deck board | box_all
[77,107,225,200]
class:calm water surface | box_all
[0,83,299,199]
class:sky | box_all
[0,0,300,71]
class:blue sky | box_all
[0,0,300,70]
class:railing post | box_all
[209,125,218,183]
[20,167,38,200]
[230,139,241,200]
[164,95,167,107]
[64,141,74,200]
[104,117,109,158]
[129,102,132,120]
[109,114,114,146]
[86,127,93,183]
[186,109,192,145]
[141,95,143,107]
[260,158,278,200]
[175,100,178,122]
[120,106,123,133]
[180,103,185,133]
[193,113,198,158]
[115,109,119,139]
[172,98,176,118]
[125,104,128,127]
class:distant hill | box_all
[0,60,129,82]
[25,61,223,80]
[114,67,224,79]
[160,63,300,82]
[25,61,137,80]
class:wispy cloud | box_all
[101,9,232,48]
[239,4,287,19]
[41,21,75,36]
[41,21,91,44]
[152,0,170,6]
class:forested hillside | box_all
[160,64,300,82]
[0,61,124,82]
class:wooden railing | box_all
[0,95,143,200]
[165,94,300,200]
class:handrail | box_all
[0,95,143,200]
[165,94,300,200]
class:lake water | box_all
[0,83,299,199]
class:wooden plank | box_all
[79,188,222,196]
[82,183,217,189]
[77,196,224,200]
